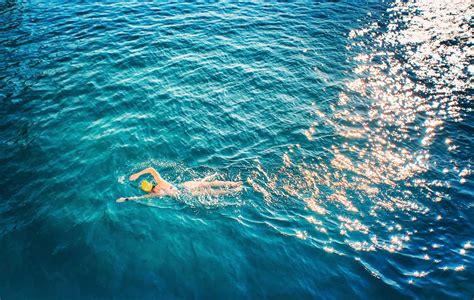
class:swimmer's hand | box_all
[116,197,128,203]
[129,174,139,181]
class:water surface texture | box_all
[1,1,473,299]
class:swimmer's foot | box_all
[227,181,243,188]
[229,185,243,193]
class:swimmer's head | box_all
[141,180,154,193]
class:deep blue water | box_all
[1,0,473,299]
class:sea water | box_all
[0,1,473,298]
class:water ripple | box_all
[0,1,472,299]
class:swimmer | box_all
[116,167,243,202]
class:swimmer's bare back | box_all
[116,167,243,203]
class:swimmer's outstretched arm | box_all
[130,167,163,183]
[116,193,160,203]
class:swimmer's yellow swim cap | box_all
[141,180,153,193]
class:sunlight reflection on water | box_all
[247,0,473,286]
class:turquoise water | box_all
[1,0,473,298]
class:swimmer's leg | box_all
[183,180,242,189]
[206,181,242,187]
[189,185,243,196]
